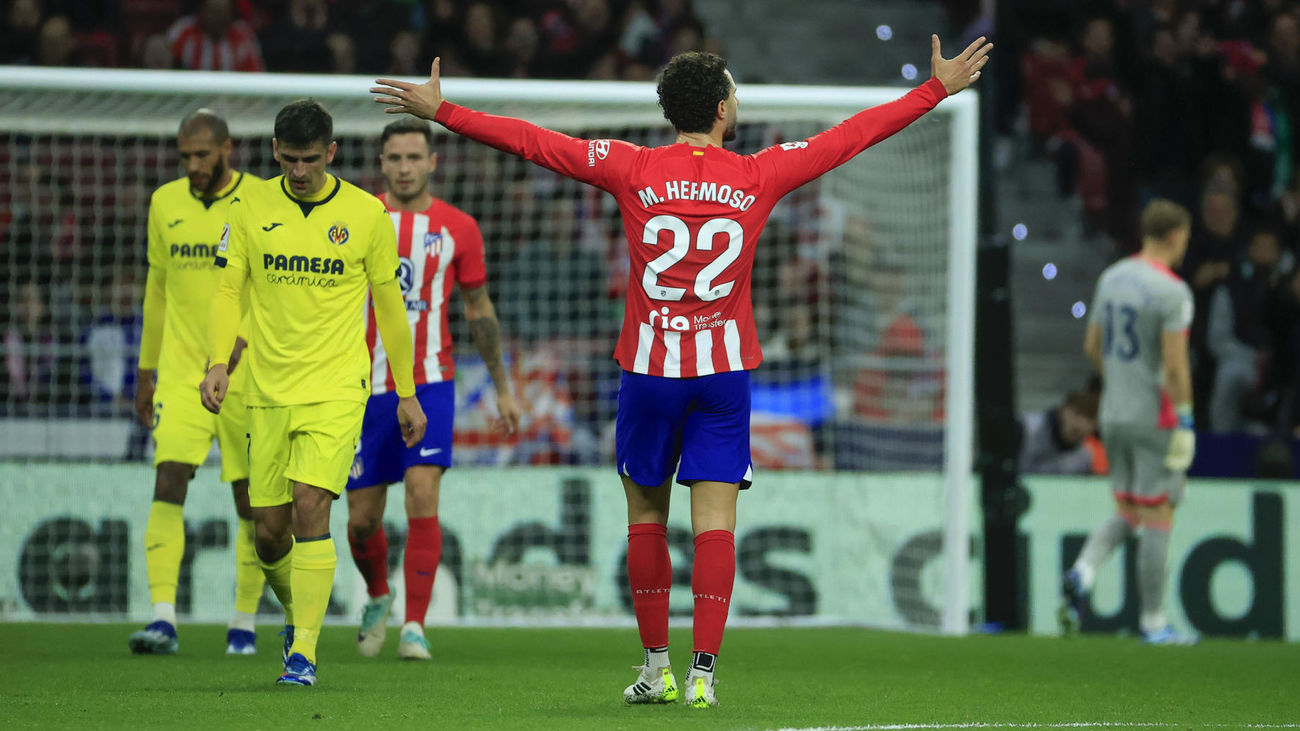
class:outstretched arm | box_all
[754,35,992,195]
[372,59,632,188]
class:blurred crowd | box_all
[0,0,725,434]
[1009,0,1300,439]
[1,120,891,468]
[1,0,721,81]
[0,0,957,471]
[0,1,976,472]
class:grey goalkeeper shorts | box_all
[1100,422,1186,507]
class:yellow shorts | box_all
[151,382,249,482]
[247,401,365,508]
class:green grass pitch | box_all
[2,624,1298,730]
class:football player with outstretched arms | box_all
[373,35,990,706]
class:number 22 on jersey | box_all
[641,215,743,302]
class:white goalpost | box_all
[0,67,977,635]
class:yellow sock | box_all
[233,519,265,617]
[145,501,185,607]
[260,543,295,626]
[288,536,337,665]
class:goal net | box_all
[0,68,976,634]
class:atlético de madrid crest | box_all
[328,223,349,246]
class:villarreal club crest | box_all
[328,223,350,246]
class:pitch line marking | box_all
[769,717,1300,723]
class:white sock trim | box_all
[152,602,176,625]
[644,646,670,669]
[228,610,256,632]
[1071,561,1096,591]
[1140,611,1167,634]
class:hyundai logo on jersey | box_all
[397,257,415,294]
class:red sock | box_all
[691,529,735,655]
[627,523,671,649]
[404,516,442,625]
[348,526,390,598]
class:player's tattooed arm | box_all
[464,286,503,380]
[464,285,521,434]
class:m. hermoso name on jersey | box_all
[636,179,757,211]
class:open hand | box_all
[931,35,993,95]
[373,58,445,120]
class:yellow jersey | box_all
[140,172,258,392]
[216,174,400,406]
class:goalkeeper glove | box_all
[1165,405,1196,472]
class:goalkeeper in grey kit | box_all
[1061,199,1198,645]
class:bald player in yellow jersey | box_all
[129,110,267,657]
[201,99,426,687]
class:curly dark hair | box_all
[274,99,333,149]
[656,51,731,134]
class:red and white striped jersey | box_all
[433,77,948,377]
[366,194,487,393]
[166,15,264,72]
